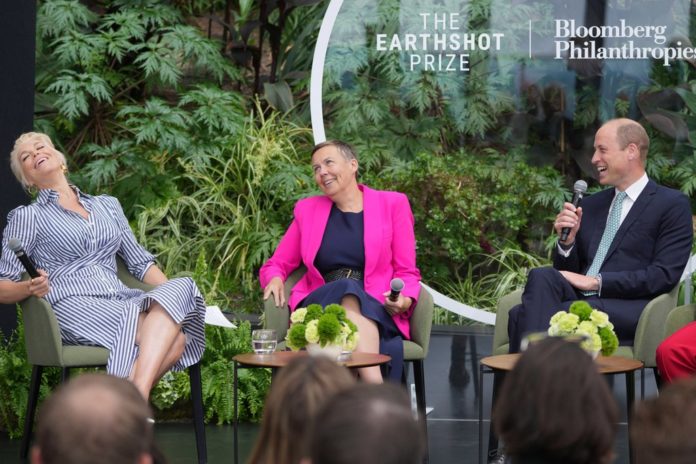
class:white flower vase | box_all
[306,343,343,360]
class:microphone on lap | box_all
[560,180,588,243]
[8,238,40,278]
[388,278,404,302]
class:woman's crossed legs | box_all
[130,302,185,399]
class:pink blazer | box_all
[259,185,421,339]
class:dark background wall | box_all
[0,2,36,338]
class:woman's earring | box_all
[61,164,68,174]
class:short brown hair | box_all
[308,383,425,464]
[34,373,153,464]
[631,377,696,464]
[494,338,618,464]
[247,356,355,464]
[311,140,358,161]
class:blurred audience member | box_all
[306,383,425,464]
[494,337,618,464]
[32,373,156,464]
[631,377,696,464]
[247,356,355,464]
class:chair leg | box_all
[401,361,411,386]
[61,367,70,383]
[653,367,663,392]
[413,359,429,463]
[487,371,505,460]
[189,362,207,464]
[640,367,645,399]
[469,335,480,398]
[20,365,43,460]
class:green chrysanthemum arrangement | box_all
[548,301,619,356]
[286,304,360,352]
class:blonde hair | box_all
[10,132,67,189]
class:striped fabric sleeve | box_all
[106,196,156,280]
[0,206,37,281]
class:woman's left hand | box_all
[382,292,413,316]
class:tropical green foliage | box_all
[0,317,33,438]
[36,0,241,215]
[0,310,60,438]
[134,106,314,307]
[363,148,565,283]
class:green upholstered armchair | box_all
[19,257,207,464]
[492,284,683,391]
[262,267,434,419]
[664,303,696,339]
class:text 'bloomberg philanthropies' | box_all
[555,19,694,65]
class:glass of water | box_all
[252,329,277,355]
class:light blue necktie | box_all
[583,191,627,296]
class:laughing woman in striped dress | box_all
[0,132,206,399]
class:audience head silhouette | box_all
[494,337,618,464]
[32,373,155,464]
[306,383,425,464]
[247,356,355,464]
[632,377,696,464]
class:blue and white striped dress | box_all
[0,187,206,377]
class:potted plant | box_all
[548,301,619,357]
[285,303,360,360]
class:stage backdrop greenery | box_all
[1,0,693,431]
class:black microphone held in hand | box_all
[560,180,588,243]
[388,278,404,302]
[8,238,40,278]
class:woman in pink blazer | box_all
[260,140,421,382]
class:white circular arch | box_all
[309,0,344,144]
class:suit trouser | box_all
[656,322,696,383]
[508,267,649,352]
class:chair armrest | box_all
[410,287,434,358]
[116,257,155,292]
[20,293,64,366]
[633,285,680,366]
[664,303,696,339]
[263,267,306,342]
[492,290,523,355]
[264,297,290,342]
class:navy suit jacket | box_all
[553,179,693,301]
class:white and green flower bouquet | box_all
[548,301,619,357]
[286,304,359,358]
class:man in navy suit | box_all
[508,118,694,352]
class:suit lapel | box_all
[362,185,382,278]
[604,180,657,260]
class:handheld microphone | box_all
[388,278,404,302]
[560,180,588,243]
[8,238,40,278]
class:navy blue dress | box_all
[300,204,404,381]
